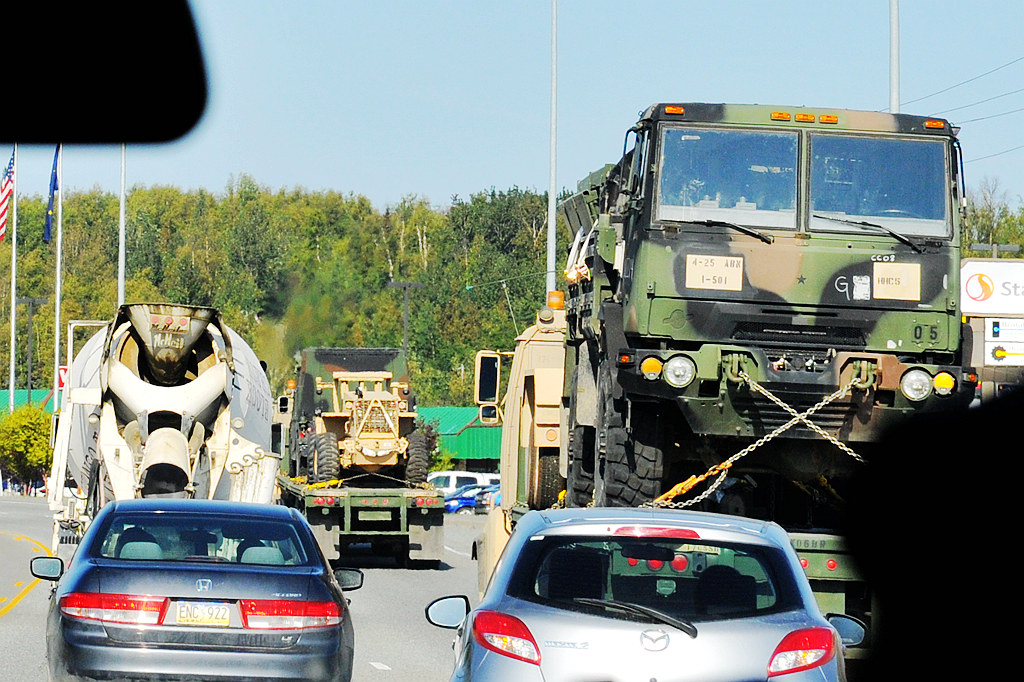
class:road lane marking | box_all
[369,662,391,670]
[0,578,42,618]
[0,531,53,618]
[444,545,470,557]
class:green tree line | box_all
[0,177,569,411]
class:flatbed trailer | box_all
[276,475,444,567]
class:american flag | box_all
[0,150,13,242]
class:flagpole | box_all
[7,145,16,414]
[52,144,63,410]
[118,144,126,305]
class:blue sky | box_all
[8,1,1024,210]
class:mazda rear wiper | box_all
[690,219,774,245]
[573,597,698,638]
[812,214,923,253]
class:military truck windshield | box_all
[809,134,949,238]
[657,127,798,229]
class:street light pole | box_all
[387,280,423,360]
[16,297,47,406]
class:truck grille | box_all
[731,395,859,436]
[354,400,398,434]
[731,321,865,349]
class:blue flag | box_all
[44,144,59,244]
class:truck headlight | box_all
[900,369,932,401]
[663,356,697,388]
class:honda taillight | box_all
[59,593,168,625]
[472,610,541,665]
[239,599,341,630]
[767,627,836,676]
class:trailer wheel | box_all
[405,431,429,485]
[530,450,564,509]
[311,433,341,483]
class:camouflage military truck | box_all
[275,348,443,567]
[558,103,977,636]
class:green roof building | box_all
[417,406,500,472]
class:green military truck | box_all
[556,103,978,652]
[275,348,443,567]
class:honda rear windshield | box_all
[93,513,311,566]
[506,535,803,622]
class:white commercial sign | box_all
[961,259,1024,316]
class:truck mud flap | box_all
[407,509,444,561]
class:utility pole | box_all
[17,297,47,406]
[546,0,558,295]
[388,281,423,360]
[889,0,900,113]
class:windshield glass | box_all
[809,134,949,237]
[95,512,311,565]
[657,127,798,229]
[507,534,802,623]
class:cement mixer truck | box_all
[47,303,279,552]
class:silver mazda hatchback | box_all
[427,507,863,681]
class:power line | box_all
[966,143,1024,164]
[901,55,1024,107]
[933,87,1024,116]
[956,106,1024,125]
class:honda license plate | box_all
[176,601,231,627]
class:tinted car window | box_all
[94,513,310,565]
[506,535,802,622]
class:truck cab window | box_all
[656,127,798,229]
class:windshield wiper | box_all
[812,214,923,253]
[690,219,774,245]
[573,597,698,638]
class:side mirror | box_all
[478,404,500,425]
[474,351,501,405]
[31,556,65,581]
[335,568,364,591]
[425,595,470,629]
[826,613,867,648]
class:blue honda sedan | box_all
[31,498,363,682]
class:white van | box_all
[427,471,500,497]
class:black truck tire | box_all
[311,433,341,483]
[596,363,663,507]
[603,406,663,507]
[566,366,596,507]
[405,431,429,485]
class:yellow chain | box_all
[651,371,864,508]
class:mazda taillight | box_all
[59,593,168,625]
[612,526,700,539]
[767,627,836,676]
[239,599,341,629]
[472,610,541,665]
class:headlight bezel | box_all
[900,368,933,402]
[663,355,697,389]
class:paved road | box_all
[0,494,485,682]
[0,494,53,682]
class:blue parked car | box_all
[445,483,488,514]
